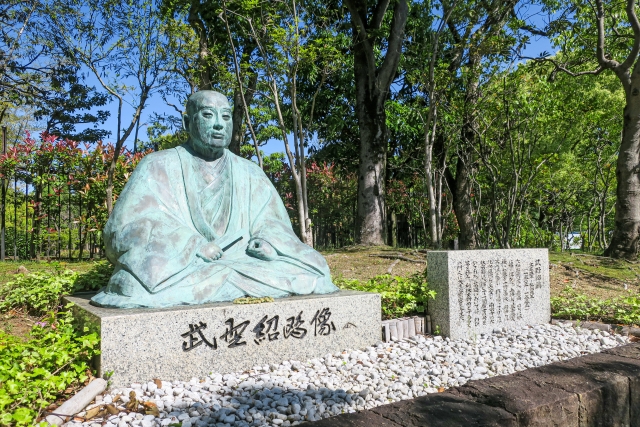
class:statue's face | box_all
[184,92,232,158]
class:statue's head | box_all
[183,91,232,159]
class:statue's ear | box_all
[182,114,190,132]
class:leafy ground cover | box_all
[551,287,640,325]
[0,261,105,289]
[0,248,638,425]
[0,310,99,426]
[0,263,107,426]
[335,274,435,320]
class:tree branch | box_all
[344,0,378,80]
[618,0,640,71]
[220,3,262,168]
[377,0,408,97]
[370,0,391,30]
[521,56,607,77]
[595,0,619,70]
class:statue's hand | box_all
[246,238,278,261]
[197,242,223,262]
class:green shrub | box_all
[336,273,436,319]
[0,271,78,315]
[0,262,112,316]
[551,286,640,325]
[72,261,112,292]
[0,308,100,426]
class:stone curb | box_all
[311,343,640,427]
[551,318,640,337]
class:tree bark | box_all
[346,0,408,246]
[604,88,640,257]
[425,106,439,247]
[599,0,640,258]
[229,72,257,155]
[188,0,211,90]
[453,58,480,250]
[453,154,476,249]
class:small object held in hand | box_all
[222,236,243,252]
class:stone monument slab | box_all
[427,249,550,340]
[65,290,380,388]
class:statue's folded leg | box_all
[92,263,240,308]
[217,257,327,295]
[91,254,334,308]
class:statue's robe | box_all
[91,145,338,308]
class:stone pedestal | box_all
[427,249,550,340]
[65,291,381,388]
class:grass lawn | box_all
[325,246,640,300]
[548,252,640,299]
[0,259,101,286]
[3,249,637,299]
[1,248,639,341]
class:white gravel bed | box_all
[70,322,629,427]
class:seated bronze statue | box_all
[91,90,338,308]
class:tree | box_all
[32,65,110,143]
[221,0,344,245]
[400,1,453,248]
[537,0,640,258]
[0,0,44,120]
[163,0,261,158]
[345,0,409,245]
[439,0,521,249]
[45,0,177,214]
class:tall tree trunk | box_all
[290,80,313,246]
[188,0,211,90]
[229,72,258,155]
[354,104,388,245]
[453,153,476,249]
[605,89,640,257]
[346,0,408,246]
[425,106,439,247]
[391,211,397,247]
[453,58,480,250]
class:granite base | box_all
[64,291,381,388]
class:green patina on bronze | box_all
[91,90,338,309]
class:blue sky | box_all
[73,17,555,158]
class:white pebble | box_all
[76,323,627,427]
